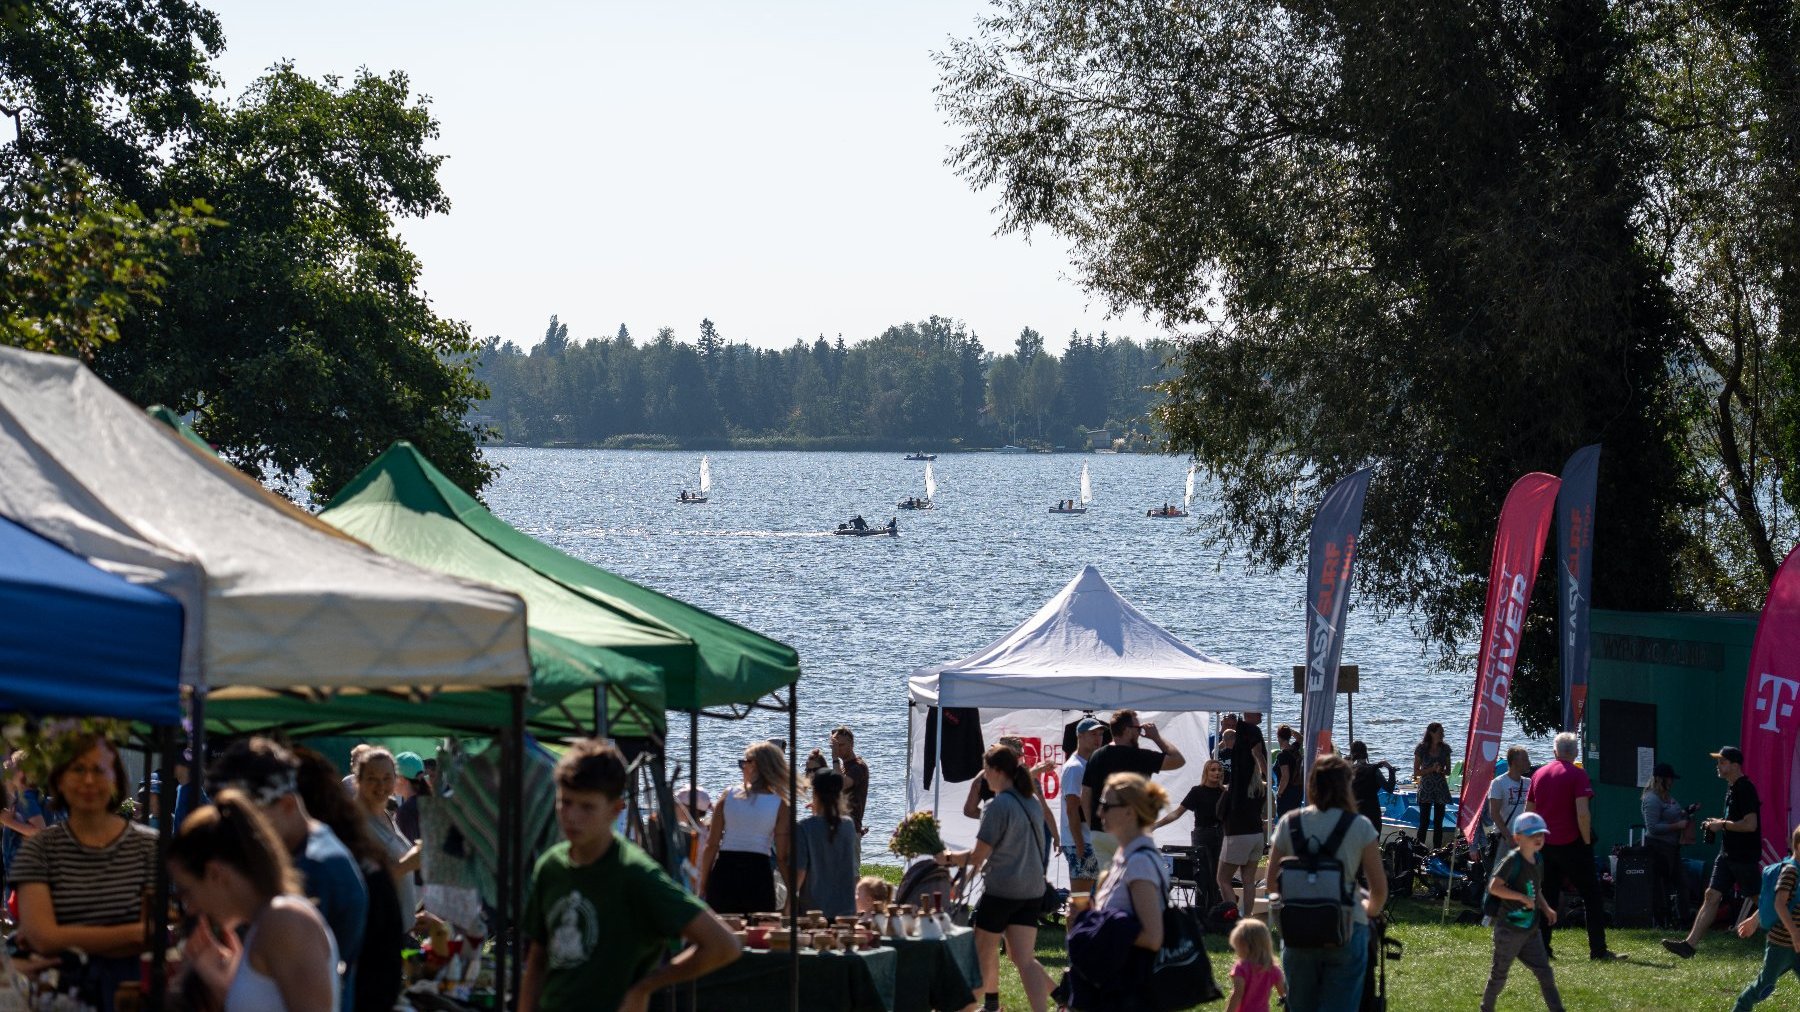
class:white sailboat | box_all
[1051,462,1091,514]
[1185,464,1196,510]
[899,460,935,509]
[1147,464,1193,517]
[677,456,711,504]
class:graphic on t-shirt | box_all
[548,891,600,969]
[1504,863,1537,929]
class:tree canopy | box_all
[938,0,1799,732]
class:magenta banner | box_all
[1741,543,1800,865]
[1458,473,1561,844]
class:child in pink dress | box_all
[1226,917,1287,1012]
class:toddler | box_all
[1226,917,1285,1012]
[855,875,894,913]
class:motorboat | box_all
[904,452,937,461]
[676,456,712,504]
[834,517,897,537]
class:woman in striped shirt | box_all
[11,732,157,1011]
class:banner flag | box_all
[1741,543,1800,865]
[1302,467,1373,790]
[1458,473,1561,843]
[1557,445,1601,732]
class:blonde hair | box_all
[1229,917,1275,968]
[856,876,893,905]
[1102,772,1168,828]
[741,741,794,799]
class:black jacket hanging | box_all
[922,706,985,788]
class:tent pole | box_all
[510,686,527,1004]
[688,708,700,1010]
[148,724,178,1012]
[595,684,608,739]
[788,684,800,1012]
[932,702,945,818]
[495,731,511,1009]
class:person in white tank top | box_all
[700,742,795,915]
[167,790,341,1012]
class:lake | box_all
[482,448,1529,855]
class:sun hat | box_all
[679,783,711,814]
[1651,761,1679,780]
[1511,811,1549,837]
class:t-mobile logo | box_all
[1754,673,1800,733]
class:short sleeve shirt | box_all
[976,789,1046,900]
[9,821,157,928]
[1094,834,1164,915]
[838,755,870,829]
[1488,775,1529,836]
[523,837,706,1012]
[1223,723,1267,835]
[1525,760,1593,846]
[1770,862,1800,947]
[1270,808,1379,925]
[1081,744,1167,831]
[1722,776,1762,862]
[1058,755,1088,848]
[1491,847,1543,930]
[1178,784,1224,831]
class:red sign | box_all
[1457,473,1561,843]
[1742,544,1800,864]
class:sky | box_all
[197,0,1150,354]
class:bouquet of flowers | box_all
[888,810,946,860]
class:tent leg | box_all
[931,704,944,818]
[495,732,511,1009]
[510,687,527,1005]
[789,685,800,1012]
[688,709,700,1011]
[148,725,178,1012]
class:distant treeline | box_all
[474,315,1176,449]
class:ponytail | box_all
[983,744,1036,798]
[811,770,846,840]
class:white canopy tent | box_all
[906,565,1274,860]
[0,346,530,694]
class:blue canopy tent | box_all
[0,514,183,723]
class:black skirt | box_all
[706,849,777,914]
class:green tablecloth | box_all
[889,928,981,1011]
[671,946,898,1011]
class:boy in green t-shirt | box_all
[1479,812,1564,1012]
[1729,821,1800,1010]
[521,739,741,1012]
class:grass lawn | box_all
[864,867,1786,1009]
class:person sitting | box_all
[11,732,157,1012]
[168,791,339,1012]
[887,517,898,532]
[851,515,867,531]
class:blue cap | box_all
[1076,717,1105,734]
[1511,812,1549,837]
[394,751,425,779]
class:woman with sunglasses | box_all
[1067,772,1172,1010]
[701,741,793,915]
[938,744,1055,1012]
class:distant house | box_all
[1087,428,1111,450]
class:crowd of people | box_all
[5,712,1800,1012]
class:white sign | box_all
[1637,746,1655,788]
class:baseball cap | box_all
[1710,746,1745,764]
[1651,761,1679,780]
[1076,717,1105,735]
[1511,812,1549,837]
[394,751,425,780]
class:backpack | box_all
[1757,857,1797,931]
[1272,809,1358,948]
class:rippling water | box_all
[482,448,1529,856]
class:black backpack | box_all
[1272,810,1359,948]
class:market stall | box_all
[906,565,1273,857]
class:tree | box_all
[534,315,570,357]
[938,0,1707,733]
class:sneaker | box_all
[1660,939,1694,959]
[1591,950,1625,962]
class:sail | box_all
[1184,464,1197,509]
[924,461,937,501]
[1079,463,1092,505]
[699,456,712,495]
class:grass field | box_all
[862,866,1787,1010]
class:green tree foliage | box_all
[0,159,215,356]
[475,315,1171,449]
[3,5,491,499]
[934,0,1767,733]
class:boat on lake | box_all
[1051,463,1092,514]
[898,461,936,510]
[1147,465,1196,517]
[904,452,937,461]
[676,456,712,504]
[834,516,897,537]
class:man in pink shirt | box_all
[1525,732,1621,961]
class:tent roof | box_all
[324,442,799,712]
[310,442,679,735]
[0,346,530,694]
[907,565,1272,712]
[0,514,183,723]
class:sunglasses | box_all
[740,758,755,767]
[1097,798,1123,812]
